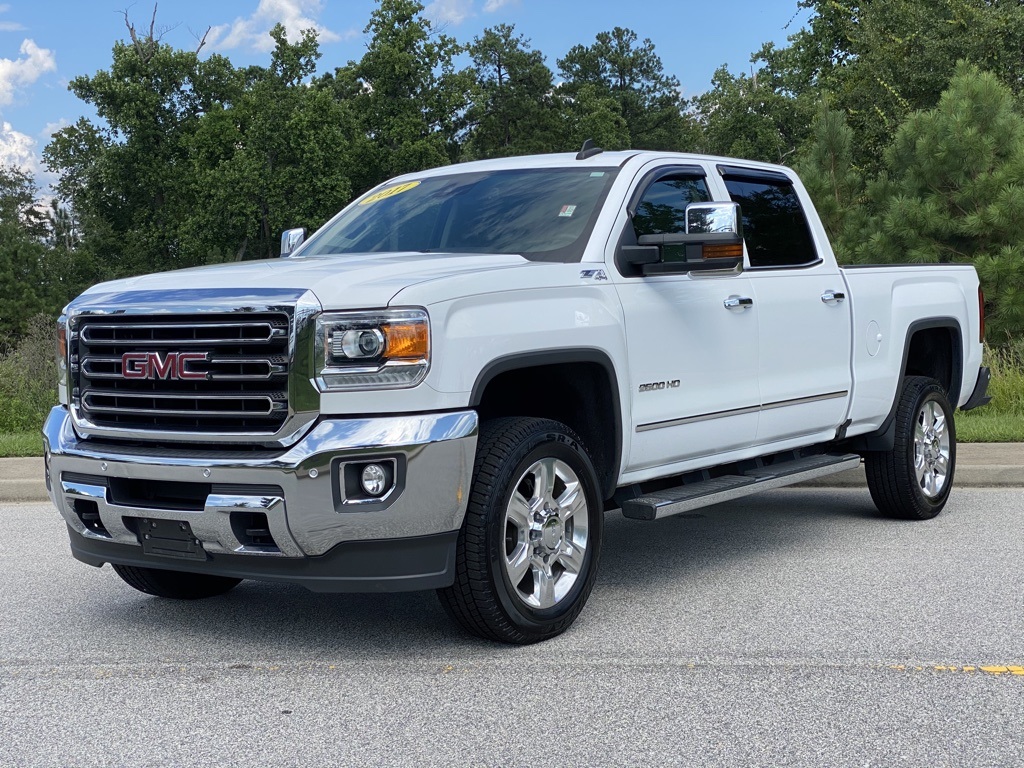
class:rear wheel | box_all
[864,375,956,520]
[111,564,241,599]
[438,417,604,644]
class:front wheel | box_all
[111,564,242,599]
[864,375,956,520]
[438,417,604,644]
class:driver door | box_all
[615,165,761,475]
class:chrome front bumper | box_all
[43,406,477,564]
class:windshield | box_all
[300,167,619,262]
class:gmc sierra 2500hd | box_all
[44,145,990,644]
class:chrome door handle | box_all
[724,295,754,311]
[821,290,846,305]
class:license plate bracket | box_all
[134,518,206,560]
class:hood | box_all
[76,252,529,310]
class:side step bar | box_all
[620,453,862,521]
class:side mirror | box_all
[686,201,743,237]
[632,202,745,275]
[280,227,307,257]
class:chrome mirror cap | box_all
[280,227,307,257]
[686,202,743,237]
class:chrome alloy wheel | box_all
[503,457,590,610]
[913,399,951,498]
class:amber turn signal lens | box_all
[385,322,429,359]
[703,243,744,260]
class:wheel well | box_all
[474,361,620,499]
[904,326,959,398]
[843,321,962,453]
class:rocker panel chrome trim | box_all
[636,390,849,433]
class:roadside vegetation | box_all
[1,0,1022,452]
[0,314,56,457]
[957,343,1024,442]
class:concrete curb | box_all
[5,448,1021,504]
[1,458,47,502]
[794,465,1023,488]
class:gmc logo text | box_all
[122,351,209,381]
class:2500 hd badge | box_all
[639,380,681,393]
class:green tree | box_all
[556,84,630,151]
[794,103,864,260]
[43,19,241,276]
[693,66,812,163]
[759,0,1024,170]
[0,164,48,239]
[185,26,355,259]
[323,0,472,192]
[860,64,1024,342]
[557,27,698,151]
[463,25,561,158]
[0,165,49,339]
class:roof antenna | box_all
[576,138,604,160]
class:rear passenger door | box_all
[720,165,853,446]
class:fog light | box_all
[361,464,388,496]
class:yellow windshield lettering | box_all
[358,181,421,206]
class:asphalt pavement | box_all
[2,487,1023,767]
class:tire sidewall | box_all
[484,426,603,632]
[903,383,956,514]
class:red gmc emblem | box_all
[121,351,209,381]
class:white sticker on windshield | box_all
[559,205,577,217]
[590,172,605,177]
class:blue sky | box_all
[0,0,810,187]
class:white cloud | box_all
[483,0,518,12]
[0,21,26,32]
[0,120,36,173]
[207,0,343,53]
[0,39,56,106]
[40,118,68,139]
[425,0,475,26]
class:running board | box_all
[620,453,862,521]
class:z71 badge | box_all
[579,269,608,281]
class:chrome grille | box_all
[72,313,291,434]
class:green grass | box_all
[0,431,43,458]
[958,342,1024,442]
[956,411,1024,442]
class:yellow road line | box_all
[888,664,1024,676]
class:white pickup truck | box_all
[44,146,990,644]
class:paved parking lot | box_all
[2,487,1023,767]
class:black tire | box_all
[438,417,604,644]
[864,375,956,520]
[111,564,242,599]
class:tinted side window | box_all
[632,176,711,237]
[723,177,817,268]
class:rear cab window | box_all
[719,166,819,269]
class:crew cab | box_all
[44,147,990,644]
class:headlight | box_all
[314,309,430,391]
[56,314,69,407]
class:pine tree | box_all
[463,25,561,159]
[794,104,864,262]
[557,27,698,151]
[860,63,1024,342]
